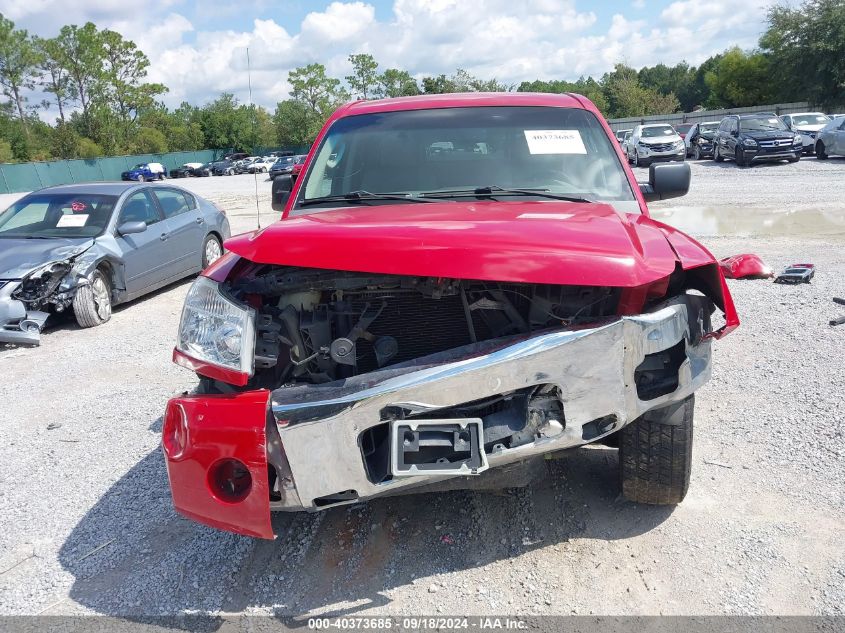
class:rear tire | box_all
[693,145,701,161]
[137,174,146,182]
[620,396,694,505]
[73,269,112,329]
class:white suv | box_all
[627,124,686,167]
[780,112,831,154]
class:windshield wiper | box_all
[299,191,437,207]
[420,186,593,203]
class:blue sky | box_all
[3,0,780,113]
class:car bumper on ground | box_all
[0,281,48,345]
[163,295,715,539]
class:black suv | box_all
[713,114,802,166]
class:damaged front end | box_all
[1,253,92,346]
[166,258,734,537]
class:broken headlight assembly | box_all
[14,261,72,303]
[175,276,256,383]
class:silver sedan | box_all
[815,116,845,159]
[0,182,230,345]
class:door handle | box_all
[160,232,168,241]
[195,217,204,224]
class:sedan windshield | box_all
[641,125,676,138]
[741,116,787,132]
[791,114,829,126]
[0,193,118,238]
[699,123,719,134]
[299,106,634,212]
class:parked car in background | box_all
[626,124,686,167]
[234,157,261,174]
[619,130,632,155]
[615,128,631,144]
[815,116,845,159]
[170,163,204,178]
[269,150,295,158]
[224,152,249,162]
[828,113,845,120]
[0,183,229,345]
[192,163,213,177]
[167,91,739,539]
[211,160,237,176]
[268,155,304,179]
[780,112,830,154]
[290,156,306,183]
[774,264,814,284]
[121,162,166,182]
[248,157,276,173]
[684,121,721,159]
[674,123,694,140]
[713,114,802,166]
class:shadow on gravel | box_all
[58,433,673,624]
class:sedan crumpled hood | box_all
[224,201,714,288]
[0,237,93,279]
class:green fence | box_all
[0,149,236,194]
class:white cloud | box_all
[10,0,785,116]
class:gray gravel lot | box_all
[0,158,844,618]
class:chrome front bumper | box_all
[267,295,713,511]
[0,281,46,345]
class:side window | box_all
[153,188,191,218]
[119,190,161,226]
[729,119,738,133]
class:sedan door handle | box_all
[160,232,168,241]
[195,217,204,224]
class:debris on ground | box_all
[774,263,815,284]
[718,254,773,279]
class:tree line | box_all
[1,0,843,163]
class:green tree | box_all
[51,120,80,158]
[0,138,12,162]
[289,63,347,118]
[346,53,379,99]
[517,77,608,113]
[76,137,102,159]
[127,126,168,153]
[704,47,774,107]
[35,36,73,123]
[376,68,419,97]
[273,99,316,146]
[0,15,42,135]
[422,74,456,94]
[54,23,105,138]
[761,0,845,106]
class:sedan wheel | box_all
[816,141,828,159]
[693,145,701,161]
[202,234,223,268]
[73,270,112,328]
[137,174,145,182]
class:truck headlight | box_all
[175,276,255,381]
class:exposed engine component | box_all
[227,266,621,390]
[13,262,73,307]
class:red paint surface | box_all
[172,348,250,387]
[162,390,274,539]
[718,253,774,279]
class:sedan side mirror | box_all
[639,163,691,202]
[117,220,147,236]
[271,175,293,212]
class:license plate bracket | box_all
[390,418,488,477]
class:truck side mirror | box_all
[639,163,691,202]
[271,175,293,213]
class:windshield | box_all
[675,124,693,133]
[0,193,118,238]
[740,116,787,132]
[641,125,676,138]
[699,123,719,134]
[298,106,634,212]
[275,157,295,166]
[791,114,829,126]
[132,164,146,169]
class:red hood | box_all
[224,201,713,287]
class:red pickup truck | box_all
[164,92,738,538]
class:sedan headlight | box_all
[673,140,685,149]
[793,134,803,144]
[175,276,255,379]
[742,138,758,147]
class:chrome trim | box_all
[269,295,713,511]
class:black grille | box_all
[646,142,674,152]
[351,291,472,373]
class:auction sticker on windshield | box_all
[56,213,88,227]
[524,130,586,154]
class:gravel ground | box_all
[0,158,844,618]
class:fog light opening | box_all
[208,458,253,503]
[162,402,189,459]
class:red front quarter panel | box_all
[163,390,274,539]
